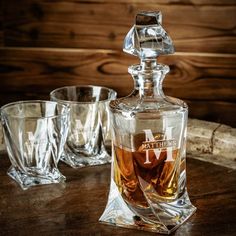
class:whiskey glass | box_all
[50,85,117,168]
[0,100,70,190]
[100,11,196,234]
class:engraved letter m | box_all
[143,127,174,164]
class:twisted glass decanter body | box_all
[100,11,196,234]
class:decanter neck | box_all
[140,59,157,70]
[128,62,169,98]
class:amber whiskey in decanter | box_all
[100,11,196,234]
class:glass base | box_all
[60,151,111,168]
[99,180,196,234]
[7,166,66,190]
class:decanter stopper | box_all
[123,11,174,60]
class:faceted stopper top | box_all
[123,11,174,60]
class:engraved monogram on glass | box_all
[50,85,117,168]
[0,101,69,190]
[142,128,176,163]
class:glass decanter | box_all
[100,11,196,234]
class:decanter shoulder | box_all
[109,95,187,118]
[165,96,188,110]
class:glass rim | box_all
[0,100,70,119]
[50,85,117,105]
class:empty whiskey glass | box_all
[50,85,117,168]
[0,100,70,190]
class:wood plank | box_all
[0,47,236,125]
[3,0,236,53]
[0,154,235,236]
[161,53,236,101]
[0,47,134,99]
[0,0,4,46]
[0,48,235,100]
[187,100,236,127]
[43,0,236,4]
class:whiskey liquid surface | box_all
[113,145,180,208]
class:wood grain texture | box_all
[3,0,236,53]
[187,100,236,125]
[0,153,235,236]
[0,48,236,125]
[0,48,235,99]
[41,0,236,4]
[0,0,3,46]
[187,119,236,169]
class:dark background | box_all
[0,0,235,126]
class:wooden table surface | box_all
[0,152,235,236]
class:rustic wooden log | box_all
[214,125,236,159]
[2,0,236,53]
[187,119,236,169]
